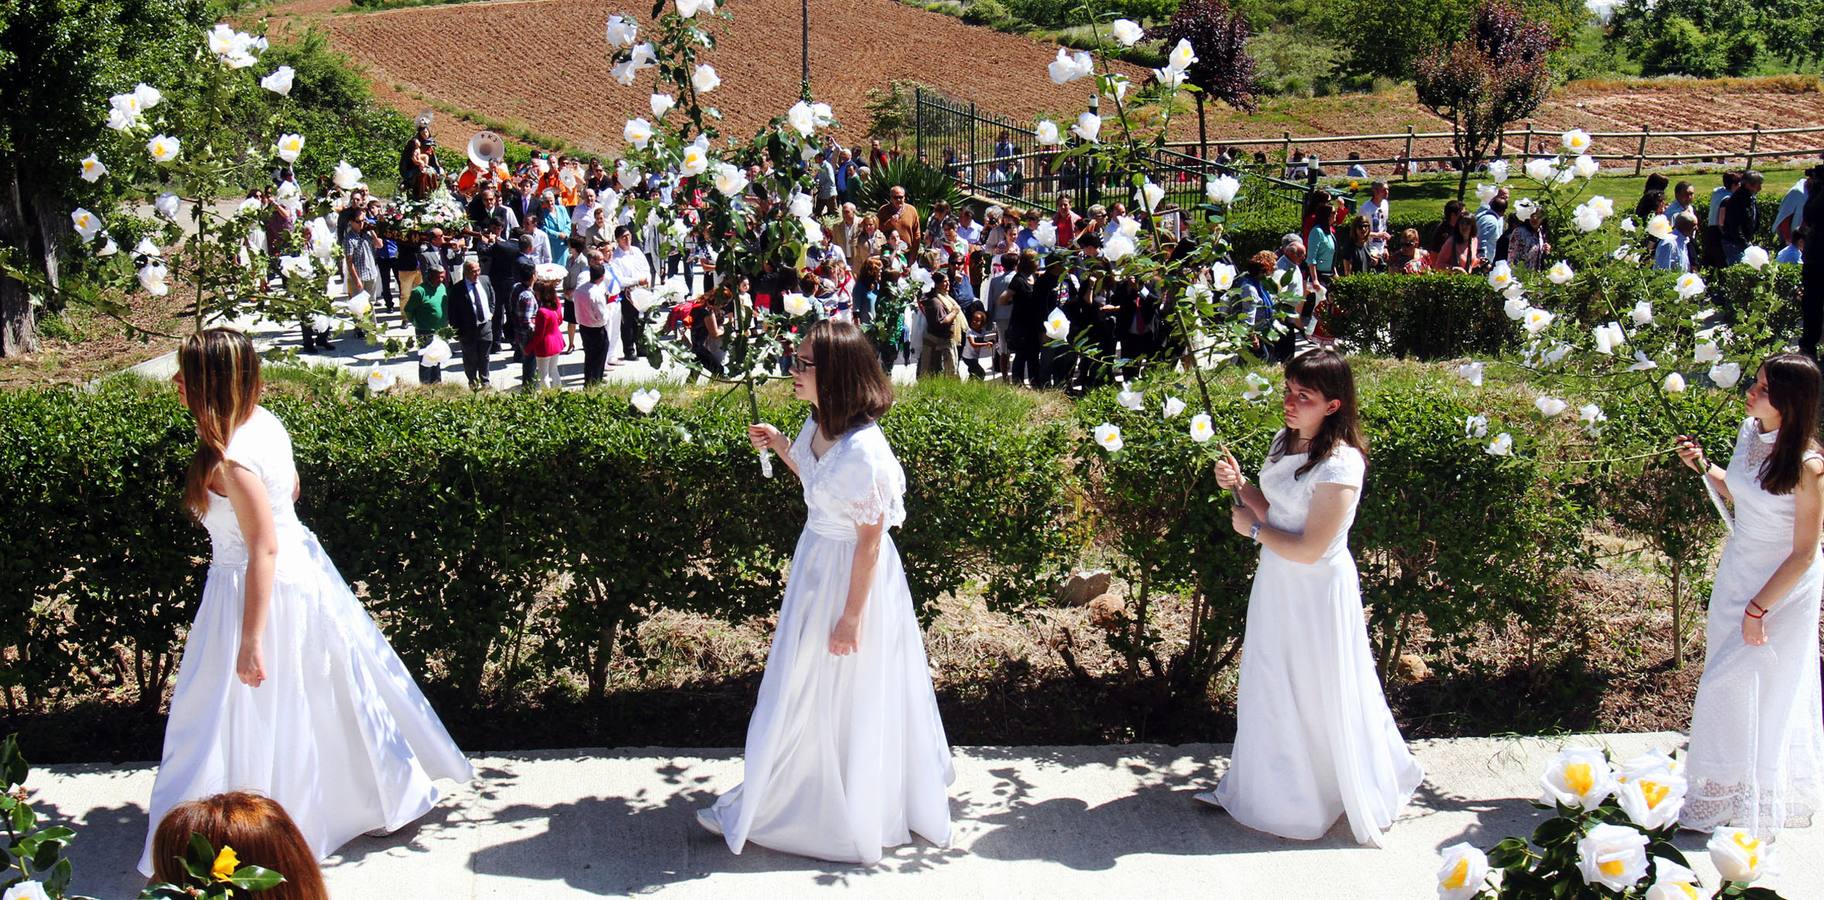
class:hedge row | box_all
[0,368,1714,713]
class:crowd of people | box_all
[261,115,1822,393]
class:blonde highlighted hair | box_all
[178,328,262,521]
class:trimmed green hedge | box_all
[0,366,1703,714]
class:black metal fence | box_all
[911,87,1309,227]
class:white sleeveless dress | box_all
[702,418,954,864]
[1211,440,1424,846]
[138,406,473,875]
[1682,417,1824,836]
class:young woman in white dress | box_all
[1203,349,1424,846]
[140,329,473,875]
[700,318,954,864]
[1675,352,1824,835]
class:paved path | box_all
[25,733,1822,898]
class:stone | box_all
[1087,593,1125,631]
[1397,653,1430,683]
[1058,569,1112,606]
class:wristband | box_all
[1747,600,1769,618]
[1248,522,1262,543]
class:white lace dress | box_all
[702,418,954,864]
[1682,417,1824,836]
[1212,440,1424,846]
[138,406,473,875]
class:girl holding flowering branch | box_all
[1200,349,1423,846]
[702,319,953,863]
[1673,353,1824,836]
[141,329,472,875]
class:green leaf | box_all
[230,865,285,890]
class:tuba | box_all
[458,130,508,196]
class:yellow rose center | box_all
[1443,858,1469,889]
[1641,781,1670,809]
[211,845,240,882]
[1563,762,1594,797]
[1598,858,1624,878]
[1675,885,1698,899]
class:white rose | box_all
[1710,362,1742,389]
[274,133,305,163]
[1154,66,1186,89]
[70,208,104,241]
[1535,396,1568,417]
[1629,350,1659,372]
[419,336,452,366]
[1525,157,1557,183]
[1242,372,1272,401]
[3,880,52,900]
[1573,204,1604,233]
[147,134,181,164]
[1562,129,1593,154]
[134,236,163,259]
[1103,232,1136,262]
[1163,397,1186,419]
[677,0,716,18]
[1436,843,1490,900]
[1458,361,1485,387]
[782,292,813,317]
[1072,112,1101,143]
[1573,153,1600,178]
[1588,195,1615,219]
[630,388,661,414]
[1166,38,1198,73]
[1576,823,1649,891]
[1541,747,1616,809]
[1044,307,1070,341]
[1117,388,1144,411]
[1708,828,1766,884]
[333,160,362,190]
[711,162,748,197]
[1547,261,1575,285]
[1646,214,1673,241]
[623,117,654,150]
[1476,183,1498,205]
[1487,260,1513,290]
[1136,180,1165,213]
[137,261,169,296]
[691,64,720,94]
[1742,245,1769,270]
[1486,433,1512,456]
[1631,300,1653,325]
[1487,159,1510,183]
[1465,414,1488,438]
[604,14,638,47]
[79,154,107,183]
[1579,403,1606,433]
[1643,857,1702,900]
[1188,413,1214,443]
[1676,272,1706,299]
[787,100,817,137]
[1206,174,1241,205]
[365,367,396,393]
[1593,321,1625,355]
[1615,770,1687,831]
[260,65,295,96]
[1035,221,1058,249]
[1210,263,1236,291]
[1694,341,1721,364]
[1662,372,1687,393]
[1523,307,1554,335]
[1110,18,1144,46]
[1035,120,1061,145]
[1093,422,1124,453]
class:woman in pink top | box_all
[530,279,566,389]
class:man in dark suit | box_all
[449,258,497,389]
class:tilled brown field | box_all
[279,0,1824,166]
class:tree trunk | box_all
[1196,93,1208,162]
[1670,561,1684,669]
[0,169,42,356]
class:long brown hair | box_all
[805,318,893,440]
[179,328,262,521]
[1757,352,1821,495]
[151,792,328,900]
[1275,348,1367,478]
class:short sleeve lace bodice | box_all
[789,417,907,540]
[1258,435,1366,563]
[201,406,303,568]
[1723,416,1824,550]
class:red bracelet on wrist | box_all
[1747,601,1768,619]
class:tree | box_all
[1145,0,1259,162]
[0,0,208,356]
[1415,0,1559,201]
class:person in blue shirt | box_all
[1475,190,1508,266]
[1653,211,1698,272]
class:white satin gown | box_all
[1682,417,1824,835]
[138,406,473,875]
[1211,439,1424,846]
[702,417,954,864]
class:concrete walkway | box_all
[25,733,1822,898]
